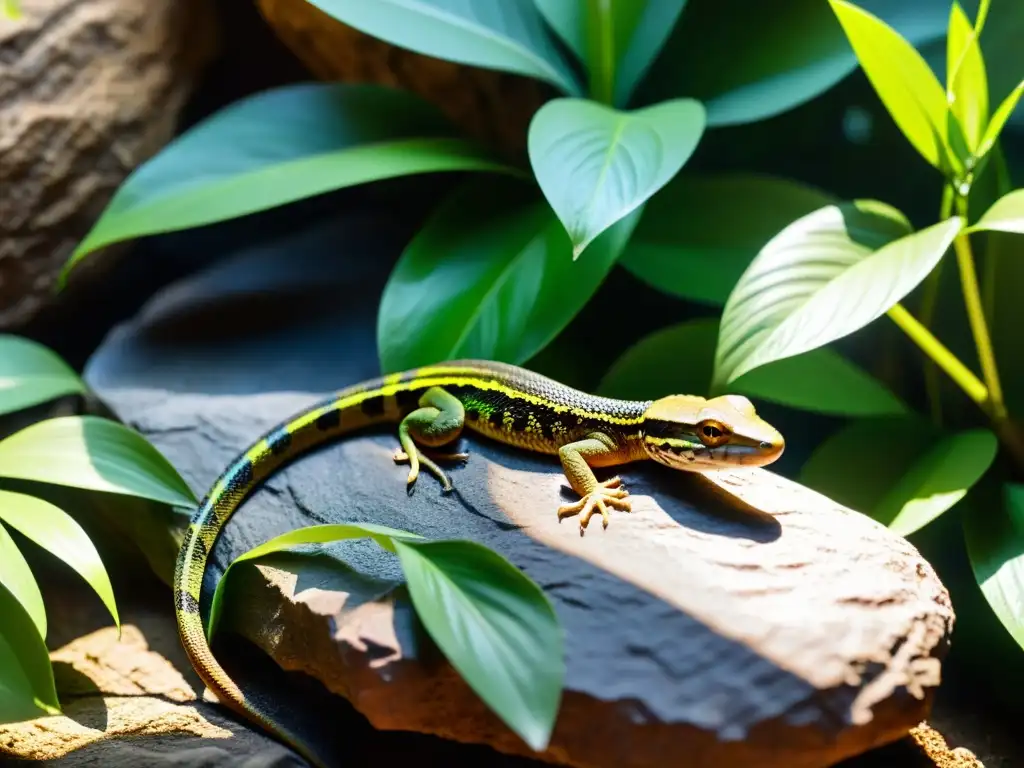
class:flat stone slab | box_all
[84,214,954,768]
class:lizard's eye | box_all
[698,420,729,447]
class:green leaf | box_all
[0,519,46,639]
[877,429,997,536]
[208,522,423,637]
[307,0,580,94]
[801,418,994,536]
[528,97,704,257]
[969,188,1024,235]
[64,84,516,281]
[0,490,119,632]
[0,335,86,417]
[533,0,687,106]
[713,201,962,387]
[620,174,836,306]
[978,79,1024,158]
[377,176,640,372]
[392,538,562,751]
[598,318,906,417]
[964,483,1024,650]
[213,523,564,750]
[636,0,949,128]
[0,582,60,722]
[829,0,950,172]
[0,416,197,509]
[946,2,988,154]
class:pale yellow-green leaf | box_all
[946,2,988,152]
[829,0,950,171]
[978,79,1024,159]
[968,188,1024,235]
[0,519,45,639]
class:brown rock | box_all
[255,0,552,159]
[0,0,217,329]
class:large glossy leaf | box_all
[947,2,988,153]
[801,418,994,536]
[533,0,687,106]
[713,201,962,387]
[598,318,906,417]
[377,177,640,372]
[307,0,580,94]
[528,97,704,257]
[969,188,1024,234]
[635,0,949,127]
[620,174,835,306]
[0,490,119,631]
[875,429,997,536]
[0,416,197,509]
[208,522,423,637]
[964,483,1024,650]
[211,523,563,750]
[0,582,60,722]
[829,0,951,172]
[393,538,562,750]
[0,335,85,417]
[0,520,45,639]
[64,83,514,280]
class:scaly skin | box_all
[173,360,785,766]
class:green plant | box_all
[0,335,197,722]
[0,336,563,751]
[605,0,1024,654]
[1,0,21,21]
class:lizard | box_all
[173,359,785,765]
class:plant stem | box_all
[587,0,615,104]
[887,302,988,406]
[920,183,956,425]
[953,195,1007,420]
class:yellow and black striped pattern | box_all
[172,359,784,766]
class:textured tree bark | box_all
[0,0,217,329]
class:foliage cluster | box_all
[4,0,1024,756]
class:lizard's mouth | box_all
[646,436,784,470]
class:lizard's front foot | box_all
[557,477,631,535]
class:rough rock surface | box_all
[82,213,955,767]
[256,0,550,158]
[0,0,217,329]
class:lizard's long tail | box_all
[173,375,407,766]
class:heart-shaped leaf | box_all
[208,522,423,637]
[533,0,687,106]
[598,318,906,417]
[0,416,197,509]
[964,483,1024,650]
[946,2,988,153]
[0,520,45,640]
[620,174,835,306]
[307,0,580,94]
[0,582,60,722]
[65,83,515,281]
[801,418,995,536]
[713,201,962,387]
[393,538,562,751]
[528,97,704,257]
[829,0,951,172]
[969,188,1024,235]
[0,490,119,632]
[377,176,640,372]
[0,335,85,417]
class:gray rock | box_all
[85,213,954,768]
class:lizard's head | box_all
[640,394,784,471]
